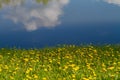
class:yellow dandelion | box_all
[59,67,62,70]
[15,67,19,70]
[31,60,36,63]
[88,54,93,58]
[88,76,93,80]
[44,68,48,71]
[0,68,2,72]
[110,74,115,78]
[73,66,79,71]
[118,62,120,64]
[72,74,76,78]
[63,65,68,71]
[49,59,52,63]
[24,58,29,62]
[69,60,73,63]
[118,67,120,70]
[4,65,9,69]
[82,77,89,80]
[86,64,91,70]
[33,74,38,79]
[92,71,97,77]
[113,62,117,65]
[26,75,32,79]
[29,67,33,71]
[26,69,30,74]
[102,63,106,67]
[102,68,107,72]
[57,61,60,64]
[13,71,17,74]
[93,49,97,53]
[10,76,14,79]
[42,77,47,80]
[107,66,114,70]
[69,64,75,67]
[63,78,66,80]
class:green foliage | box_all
[36,0,42,3]
[0,45,120,80]
[0,0,49,9]
[36,0,49,5]
[43,0,49,5]
[4,0,10,4]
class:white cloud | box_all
[2,0,69,31]
[103,0,120,6]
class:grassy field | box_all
[0,45,120,80]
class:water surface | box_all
[0,0,120,48]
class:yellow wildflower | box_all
[4,65,9,69]
[29,67,33,71]
[82,77,89,80]
[102,68,107,72]
[24,58,29,62]
[49,59,52,63]
[93,49,97,53]
[72,74,76,78]
[44,68,48,71]
[33,74,38,79]
[26,75,32,79]
[0,68,2,72]
[10,76,14,79]
[15,67,19,70]
[42,77,47,80]
[57,61,60,64]
[110,74,115,78]
[64,65,68,70]
[69,64,75,67]
[107,66,114,70]
[73,66,79,71]
[102,63,106,67]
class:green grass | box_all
[0,45,120,80]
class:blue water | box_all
[0,0,120,48]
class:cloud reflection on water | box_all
[1,0,69,31]
[103,0,120,6]
[1,0,119,31]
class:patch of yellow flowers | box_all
[0,45,120,80]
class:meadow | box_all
[0,45,120,80]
